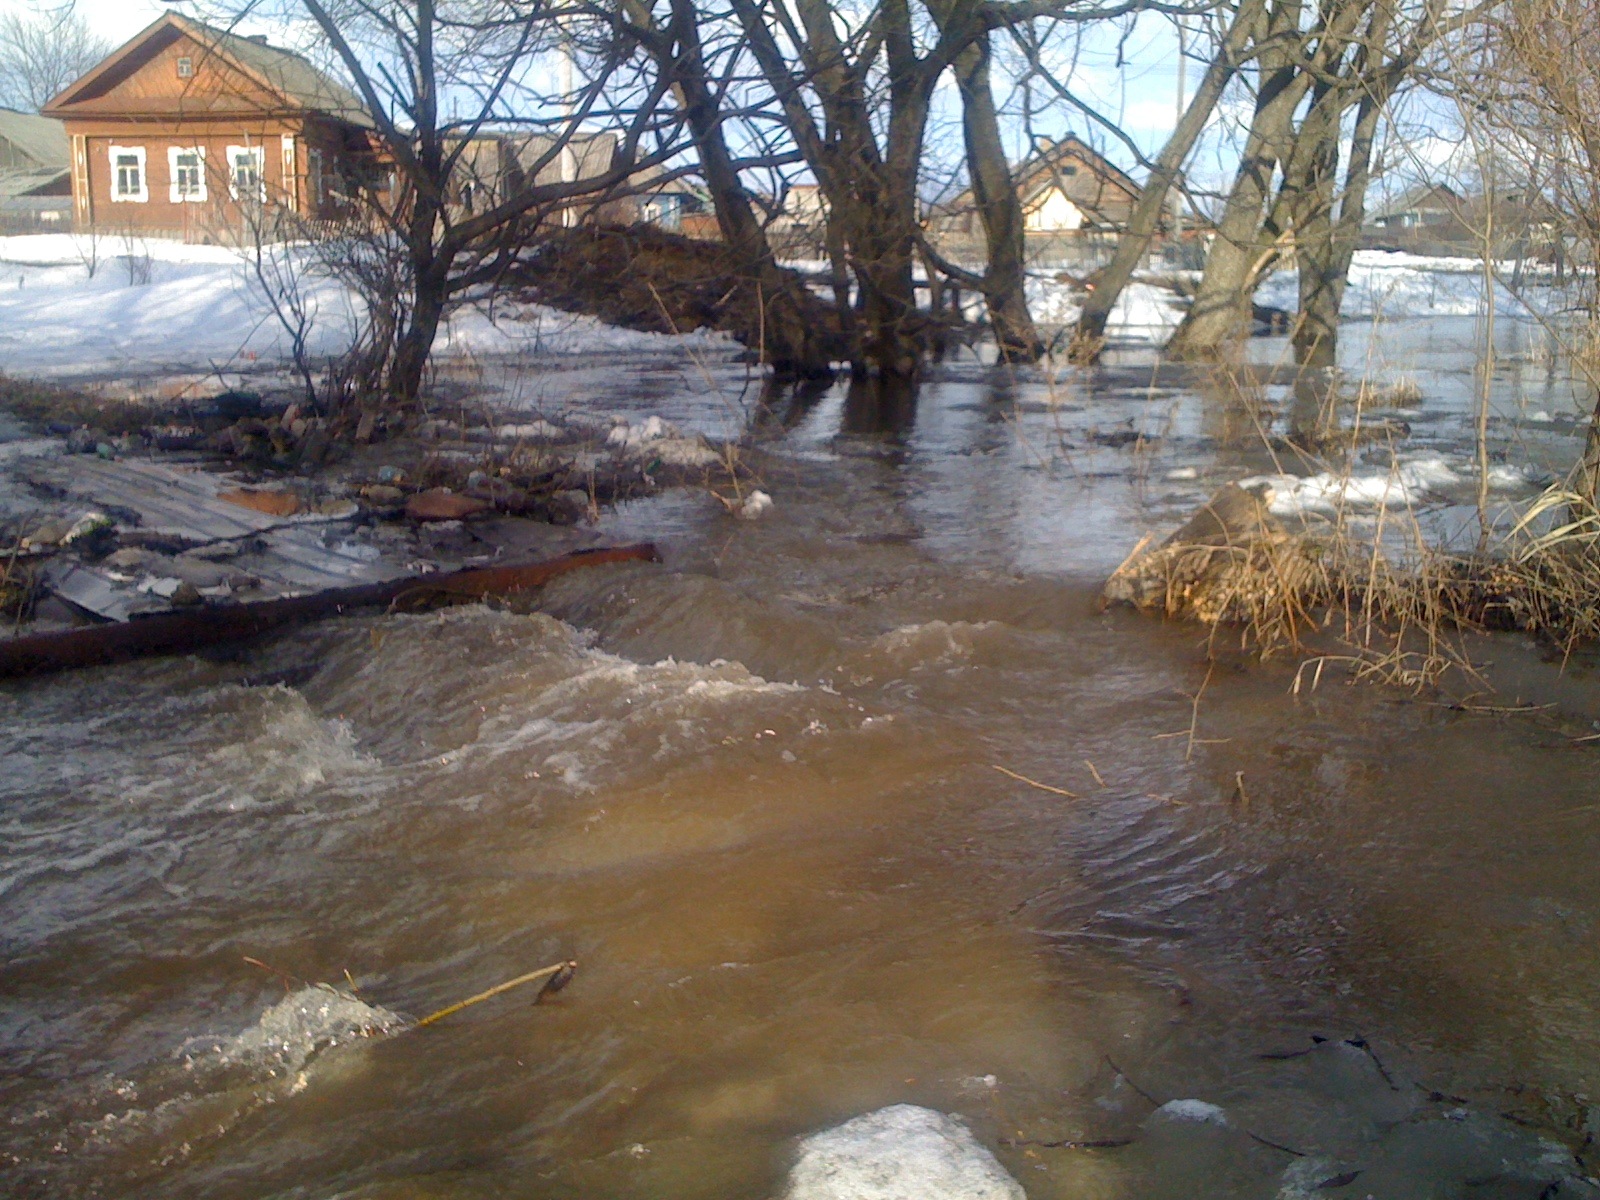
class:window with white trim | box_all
[168,146,206,202]
[308,148,324,206]
[226,145,265,201]
[109,145,147,202]
[176,55,193,78]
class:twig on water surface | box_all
[243,955,302,995]
[1103,1056,1162,1107]
[1233,771,1249,806]
[1248,1129,1308,1157]
[414,960,577,1028]
[1084,760,1107,788]
[1153,662,1231,759]
[992,764,1078,798]
[1423,700,1556,715]
[1186,661,1214,762]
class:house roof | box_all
[43,11,372,128]
[1369,182,1461,222]
[504,131,619,185]
[1018,135,1140,194]
[937,132,1143,227]
[0,166,70,199]
[0,108,69,168]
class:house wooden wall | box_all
[53,28,361,239]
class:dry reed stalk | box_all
[992,764,1078,798]
[414,960,577,1028]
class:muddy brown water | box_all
[5,320,1600,1199]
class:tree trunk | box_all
[389,258,448,405]
[661,0,835,376]
[1167,0,1306,358]
[949,25,1042,361]
[1074,0,1265,356]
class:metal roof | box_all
[0,108,69,169]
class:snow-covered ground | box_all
[0,234,1570,383]
[1025,275,1184,335]
[1254,249,1561,320]
[0,234,730,380]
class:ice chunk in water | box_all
[784,1104,1024,1200]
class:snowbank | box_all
[1254,249,1553,320]
[0,234,730,379]
[1025,275,1184,336]
[784,1105,1024,1200]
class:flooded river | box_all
[6,319,1600,1198]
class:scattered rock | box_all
[1149,1099,1229,1127]
[22,518,73,549]
[355,411,377,444]
[220,488,303,517]
[65,426,106,454]
[784,1105,1024,1200]
[170,580,203,606]
[406,488,491,522]
[376,465,407,485]
[549,489,593,524]
[497,420,563,441]
[297,427,332,468]
[362,484,404,506]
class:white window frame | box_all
[167,145,207,203]
[226,144,266,202]
[109,144,148,203]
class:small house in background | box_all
[1014,135,1142,234]
[41,10,381,240]
[0,108,72,231]
[928,134,1146,268]
[1366,183,1464,233]
[445,129,704,232]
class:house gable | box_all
[43,12,370,126]
[1017,136,1142,227]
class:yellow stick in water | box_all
[414,960,577,1028]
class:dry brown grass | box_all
[0,375,161,436]
[1106,481,1600,689]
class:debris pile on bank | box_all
[2,380,749,647]
[505,224,849,368]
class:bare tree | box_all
[1071,0,1268,356]
[206,0,686,411]
[618,0,837,376]
[0,3,110,112]
[1472,0,1600,501]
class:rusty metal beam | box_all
[0,543,660,680]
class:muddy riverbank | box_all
[5,316,1600,1199]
